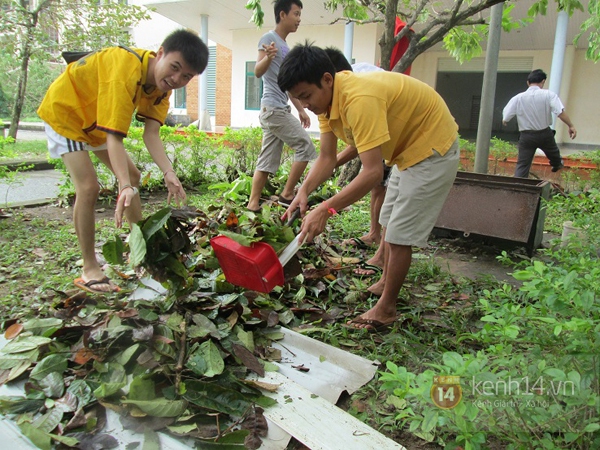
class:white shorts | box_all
[380,139,459,248]
[45,123,107,159]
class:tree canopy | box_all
[0,0,150,138]
[246,0,599,72]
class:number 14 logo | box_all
[430,375,462,409]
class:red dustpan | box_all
[210,234,302,293]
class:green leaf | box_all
[121,398,188,417]
[217,230,255,247]
[187,340,224,378]
[143,428,160,450]
[142,207,172,239]
[128,376,156,401]
[167,423,198,434]
[163,254,188,279]
[544,368,566,380]
[32,408,64,433]
[114,343,140,366]
[1,336,52,354]
[129,223,147,266]
[512,270,534,281]
[102,235,125,265]
[0,348,39,369]
[584,423,600,432]
[39,372,65,398]
[67,380,94,409]
[19,422,52,450]
[184,380,252,416]
[93,382,126,398]
[30,354,68,381]
[22,318,63,335]
[421,408,439,433]
[189,313,220,339]
[442,352,464,371]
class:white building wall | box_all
[410,47,599,147]
[230,23,382,133]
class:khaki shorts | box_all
[380,139,459,248]
[45,123,106,159]
[256,105,316,174]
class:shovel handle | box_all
[286,208,301,226]
[279,209,303,267]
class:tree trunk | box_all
[337,157,362,187]
[9,11,37,140]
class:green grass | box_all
[0,139,48,161]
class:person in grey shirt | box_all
[247,0,316,212]
[503,69,577,178]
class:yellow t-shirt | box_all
[319,71,458,170]
[38,47,170,147]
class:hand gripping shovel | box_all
[210,210,303,293]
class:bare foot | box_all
[246,202,261,213]
[360,232,380,246]
[367,279,385,296]
[346,306,397,331]
[74,275,120,293]
[366,254,384,268]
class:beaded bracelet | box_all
[323,200,337,216]
[163,169,176,178]
[119,185,139,196]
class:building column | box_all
[344,21,354,63]
[198,14,211,131]
[548,10,569,139]
[474,2,503,174]
[548,10,569,98]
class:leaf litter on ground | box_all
[0,204,393,449]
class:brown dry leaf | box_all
[226,310,239,328]
[325,256,361,266]
[244,434,263,450]
[4,323,23,339]
[232,343,265,377]
[266,311,279,327]
[116,308,139,318]
[303,267,331,280]
[242,379,280,392]
[32,248,48,258]
[73,348,96,365]
[292,364,310,372]
[241,407,268,445]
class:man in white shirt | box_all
[502,69,577,178]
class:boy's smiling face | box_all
[288,72,334,116]
[151,48,197,92]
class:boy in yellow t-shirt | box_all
[38,29,208,294]
[279,43,459,332]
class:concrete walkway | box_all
[1,123,64,208]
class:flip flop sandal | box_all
[353,262,382,276]
[342,237,374,250]
[277,195,294,207]
[344,316,396,333]
[74,277,120,294]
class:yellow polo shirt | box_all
[319,71,458,170]
[38,47,170,147]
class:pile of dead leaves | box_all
[0,205,361,449]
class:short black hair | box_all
[161,29,209,75]
[274,0,303,24]
[278,42,336,93]
[324,46,352,72]
[528,69,547,84]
